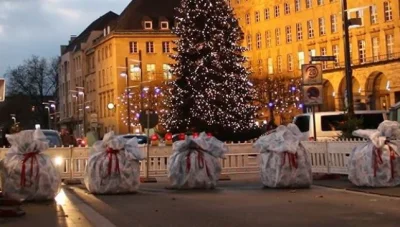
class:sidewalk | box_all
[314,176,400,197]
[0,187,92,227]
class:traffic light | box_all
[0,78,5,102]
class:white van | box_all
[293,111,388,140]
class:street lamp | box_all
[43,100,56,129]
[120,50,144,134]
[341,0,363,116]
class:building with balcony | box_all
[230,0,400,116]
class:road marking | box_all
[63,186,116,227]
[313,185,400,201]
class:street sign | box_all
[311,56,337,62]
[302,64,323,85]
[90,113,98,123]
[0,78,5,102]
[303,85,323,105]
[139,109,159,129]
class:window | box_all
[163,64,172,80]
[268,57,274,74]
[384,2,392,21]
[274,5,280,17]
[297,51,305,69]
[257,59,263,75]
[146,41,154,53]
[294,116,310,132]
[332,44,339,67]
[256,33,262,49]
[349,43,353,63]
[265,30,272,47]
[285,26,292,43]
[255,11,260,22]
[105,46,108,58]
[355,10,364,26]
[372,37,379,62]
[161,21,169,29]
[317,0,324,5]
[162,41,170,53]
[277,56,282,73]
[309,49,316,63]
[318,17,326,36]
[109,44,112,57]
[296,23,303,40]
[370,5,378,24]
[129,42,138,53]
[284,2,290,14]
[287,54,293,71]
[307,20,314,38]
[320,47,327,69]
[275,28,281,45]
[295,0,301,12]
[146,64,156,80]
[264,8,270,20]
[306,0,312,8]
[245,13,250,24]
[246,34,252,50]
[144,21,153,29]
[129,64,140,81]
[386,34,394,59]
[330,14,337,33]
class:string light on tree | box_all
[163,0,257,133]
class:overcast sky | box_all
[0,0,131,77]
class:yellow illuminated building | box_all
[230,0,400,115]
[59,0,179,136]
[60,0,400,136]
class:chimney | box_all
[69,35,77,43]
[60,45,67,54]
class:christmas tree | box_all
[164,0,257,135]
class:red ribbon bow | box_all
[20,151,40,188]
[373,142,398,180]
[186,151,210,177]
[106,148,120,176]
[281,152,298,169]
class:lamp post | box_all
[121,50,144,134]
[43,100,56,129]
[341,0,363,117]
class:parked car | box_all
[26,129,62,147]
[119,134,148,144]
[293,110,388,141]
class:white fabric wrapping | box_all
[0,130,61,201]
[168,132,228,189]
[254,124,312,188]
[349,121,400,187]
[84,131,145,194]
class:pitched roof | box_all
[114,0,181,31]
[63,11,119,54]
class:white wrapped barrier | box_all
[0,139,387,181]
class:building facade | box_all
[230,0,400,114]
[59,0,400,136]
[59,0,179,137]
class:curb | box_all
[63,186,116,227]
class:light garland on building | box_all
[116,85,166,127]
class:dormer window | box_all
[144,21,153,29]
[161,21,169,29]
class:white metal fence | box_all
[0,139,367,181]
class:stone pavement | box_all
[0,187,92,227]
[66,177,400,227]
[314,175,400,197]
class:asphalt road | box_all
[68,178,400,227]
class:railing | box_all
[0,139,371,180]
